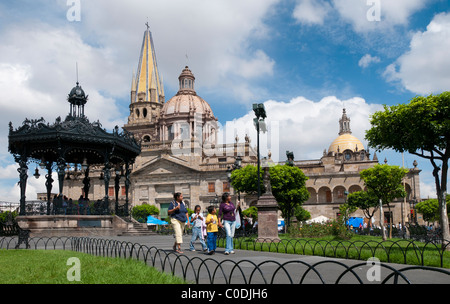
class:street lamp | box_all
[81,158,88,171]
[33,167,40,179]
[253,103,267,198]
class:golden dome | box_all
[328,133,364,153]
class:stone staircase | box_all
[117,217,156,236]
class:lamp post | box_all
[253,103,267,199]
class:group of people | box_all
[52,194,108,215]
[168,192,240,255]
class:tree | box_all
[365,92,450,242]
[416,194,450,224]
[415,199,440,224]
[229,165,261,196]
[294,205,311,222]
[338,202,357,228]
[347,190,379,229]
[360,164,407,240]
[231,164,309,228]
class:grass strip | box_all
[0,249,186,284]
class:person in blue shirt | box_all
[168,192,189,253]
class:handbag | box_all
[235,208,241,229]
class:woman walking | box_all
[168,192,189,253]
[218,192,240,255]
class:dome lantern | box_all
[178,66,196,95]
[328,109,364,154]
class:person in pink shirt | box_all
[218,192,240,255]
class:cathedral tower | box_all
[124,24,165,142]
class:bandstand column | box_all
[114,168,120,214]
[103,160,111,213]
[124,162,131,216]
[83,166,90,200]
[57,157,66,196]
[17,156,28,216]
[45,162,54,215]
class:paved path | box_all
[2,234,449,284]
[92,234,450,284]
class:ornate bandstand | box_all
[8,81,141,236]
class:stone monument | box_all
[256,160,280,242]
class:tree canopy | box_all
[347,190,379,226]
[231,164,309,227]
[359,164,407,239]
[365,92,450,241]
[416,194,450,223]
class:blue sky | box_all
[0,0,449,201]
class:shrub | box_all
[131,204,159,222]
[288,217,353,240]
[242,206,258,221]
[0,211,17,224]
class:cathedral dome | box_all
[162,94,214,116]
[328,108,364,153]
[328,133,364,153]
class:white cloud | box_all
[358,54,381,68]
[293,0,332,26]
[332,0,428,33]
[78,0,279,99]
[0,0,280,201]
[0,164,19,180]
[383,12,450,94]
[420,180,437,199]
[0,172,60,203]
[219,95,383,162]
[0,24,129,161]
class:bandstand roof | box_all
[8,116,140,165]
[8,81,140,166]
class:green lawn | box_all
[226,235,450,268]
[0,249,186,284]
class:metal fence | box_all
[222,236,450,268]
[1,236,449,284]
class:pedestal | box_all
[256,193,280,242]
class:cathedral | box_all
[62,26,421,226]
[298,109,421,225]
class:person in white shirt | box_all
[189,205,207,252]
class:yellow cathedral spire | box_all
[133,23,164,103]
